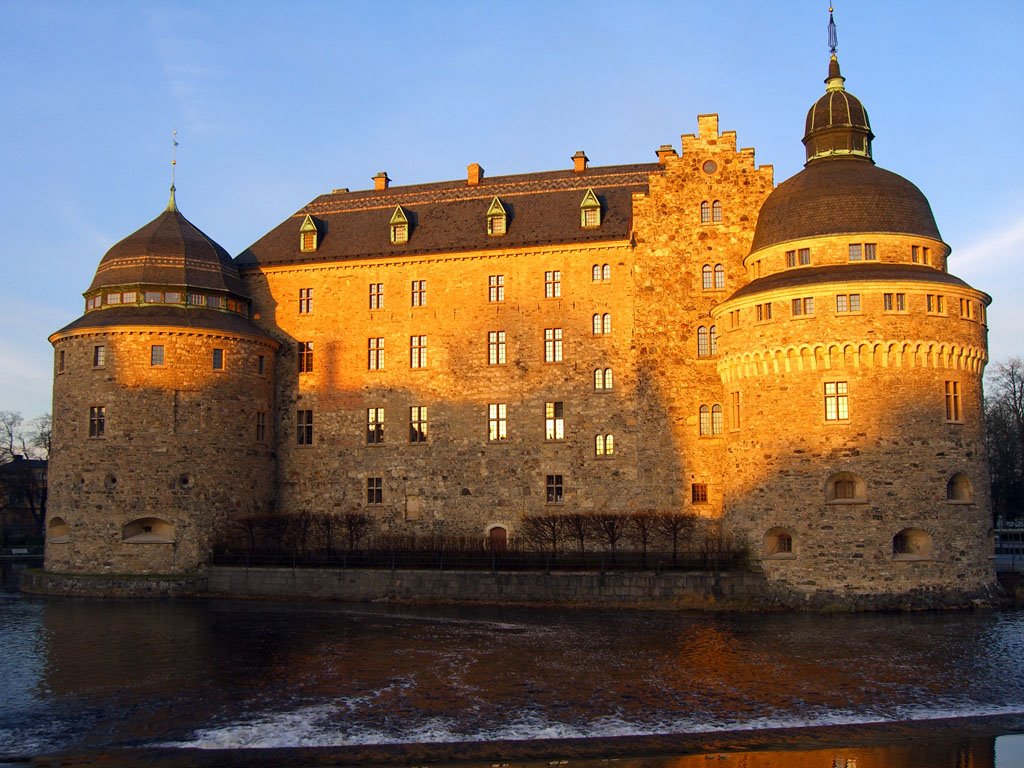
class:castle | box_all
[42,28,996,607]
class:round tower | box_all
[45,188,279,577]
[713,45,994,607]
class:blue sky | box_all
[1,1,1021,418]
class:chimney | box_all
[467,163,484,187]
[572,150,589,173]
[373,171,391,191]
[656,144,678,164]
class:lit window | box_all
[702,265,713,290]
[256,412,266,443]
[410,335,426,369]
[545,401,564,441]
[593,313,611,335]
[410,406,428,443]
[487,197,507,236]
[883,293,906,312]
[368,337,384,370]
[945,381,961,422]
[714,264,725,289]
[544,328,563,362]
[700,201,711,224]
[299,288,313,314]
[595,434,615,456]
[411,280,426,307]
[488,403,507,442]
[544,270,561,298]
[824,381,849,421]
[697,326,709,357]
[367,477,383,505]
[791,297,814,316]
[93,345,106,367]
[296,409,313,445]
[489,275,505,302]
[712,200,722,222]
[546,474,564,504]
[89,406,105,437]
[594,368,613,391]
[367,408,384,444]
[848,244,862,261]
[692,483,708,503]
[212,348,224,370]
[150,345,165,366]
[488,331,506,365]
[370,283,384,309]
[712,404,723,434]
[297,341,313,373]
[927,294,945,314]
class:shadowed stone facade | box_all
[43,49,996,607]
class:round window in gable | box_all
[104,474,118,491]
[177,473,195,491]
[702,160,718,175]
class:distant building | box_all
[44,33,995,606]
[0,456,47,544]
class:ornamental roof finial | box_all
[167,130,179,212]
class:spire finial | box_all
[167,130,179,212]
[828,6,838,55]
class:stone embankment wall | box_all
[21,569,206,597]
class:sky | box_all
[1,1,1021,419]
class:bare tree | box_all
[629,511,658,566]
[342,511,372,551]
[564,512,592,554]
[312,512,339,556]
[593,513,628,560]
[654,510,698,565]
[0,412,49,539]
[521,514,565,556]
[986,358,1024,521]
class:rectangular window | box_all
[258,355,266,375]
[582,207,600,227]
[122,291,137,304]
[756,302,772,322]
[165,291,181,304]
[299,288,312,314]
[489,275,505,302]
[911,245,919,263]
[411,280,426,307]
[488,403,507,442]
[89,405,105,437]
[145,291,163,303]
[836,294,861,313]
[945,381,962,422]
[297,341,313,373]
[730,309,740,329]
[785,250,796,268]
[848,244,862,261]
[691,483,708,504]
[922,246,930,265]
[256,412,266,443]
[301,231,315,251]
[409,406,428,443]
[212,348,224,370]
[106,292,122,305]
[960,298,975,320]
[93,345,106,367]
[296,409,313,445]
[488,331,506,365]
[545,401,564,441]
[730,391,741,430]
[188,292,205,306]
[836,294,847,313]
[864,243,877,260]
[544,270,561,298]
[927,294,945,314]
[367,408,384,444]
[150,345,165,366]
[58,350,65,373]
[884,292,906,312]
[368,337,384,370]
[798,248,810,265]
[791,297,814,316]
[367,477,383,505]
[546,474,564,504]
[369,283,384,309]
[544,328,563,362]
[824,381,849,421]
[410,335,427,369]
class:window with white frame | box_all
[824,381,849,421]
[488,331,506,365]
[545,401,564,441]
[544,328,563,362]
[488,403,507,442]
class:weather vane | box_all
[171,130,179,189]
[828,5,838,55]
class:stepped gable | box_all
[88,191,244,295]
[727,263,980,302]
[237,163,660,267]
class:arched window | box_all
[602,313,612,334]
[595,368,613,391]
[702,264,713,290]
[697,326,709,357]
[764,527,795,559]
[712,200,722,222]
[712,404,723,435]
[602,264,611,281]
[947,473,973,502]
[700,201,711,224]
[48,516,70,543]
[592,264,601,281]
[825,472,867,503]
[596,434,615,456]
[122,517,175,543]
[699,405,711,435]
[893,528,933,560]
[709,325,717,356]
[714,264,725,289]
[593,314,602,334]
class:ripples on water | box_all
[1,590,1024,755]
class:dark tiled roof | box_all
[236,164,660,268]
[727,263,982,302]
[750,157,942,253]
[50,306,276,341]
[88,206,246,296]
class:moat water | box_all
[3,577,1024,765]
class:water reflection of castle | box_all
[43,11,995,608]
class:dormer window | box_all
[299,214,318,252]
[487,197,507,236]
[580,188,601,228]
[389,205,409,244]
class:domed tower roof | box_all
[87,187,244,295]
[750,12,943,254]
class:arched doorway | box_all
[487,525,508,555]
